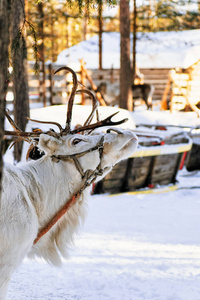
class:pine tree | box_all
[11,0,29,162]
[137,0,200,32]
[120,0,132,111]
[0,0,11,192]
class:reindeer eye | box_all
[72,138,83,146]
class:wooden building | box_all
[11,30,200,110]
[57,30,200,110]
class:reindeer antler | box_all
[54,66,78,133]
[27,117,63,132]
[76,89,99,127]
[5,110,22,132]
[71,112,128,134]
[4,67,128,147]
[4,110,31,145]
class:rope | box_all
[33,194,78,244]
[33,136,105,245]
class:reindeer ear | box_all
[38,134,62,155]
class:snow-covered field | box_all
[6,168,200,300]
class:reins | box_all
[33,136,105,245]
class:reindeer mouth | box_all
[131,136,138,141]
[121,135,138,151]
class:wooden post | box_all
[0,0,10,190]
[110,65,114,84]
[41,62,46,107]
[80,59,86,105]
[38,2,46,107]
[120,0,132,111]
[144,156,156,187]
[48,63,53,105]
[87,80,106,106]
[66,15,70,49]
[172,153,183,184]
[83,15,87,41]
[120,158,134,192]
[11,0,29,161]
[132,0,137,84]
[81,64,107,106]
[98,0,103,70]
[161,76,171,110]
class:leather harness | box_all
[33,136,107,244]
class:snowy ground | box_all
[6,168,200,300]
[4,106,200,299]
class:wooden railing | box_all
[6,61,172,112]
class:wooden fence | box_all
[8,60,200,113]
[28,62,72,106]
[6,62,171,112]
[7,61,110,111]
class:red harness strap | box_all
[33,193,79,244]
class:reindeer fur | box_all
[0,129,138,299]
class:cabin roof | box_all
[57,30,200,70]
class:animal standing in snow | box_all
[132,83,154,110]
[95,81,154,110]
[0,67,138,300]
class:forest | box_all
[0,0,200,183]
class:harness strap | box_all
[72,156,85,178]
[33,194,78,244]
[33,136,105,244]
[52,136,104,161]
[51,136,105,179]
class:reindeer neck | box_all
[21,156,85,225]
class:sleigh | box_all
[93,121,192,194]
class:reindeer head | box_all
[37,128,137,182]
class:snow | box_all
[6,170,200,300]
[4,105,200,300]
[56,30,200,69]
[132,110,200,128]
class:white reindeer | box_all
[1,67,138,300]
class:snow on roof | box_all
[56,30,200,70]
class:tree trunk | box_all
[119,0,132,111]
[0,0,11,193]
[98,0,103,70]
[11,0,29,162]
[132,0,137,83]
[38,2,46,107]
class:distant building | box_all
[57,30,200,107]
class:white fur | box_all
[0,129,138,299]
